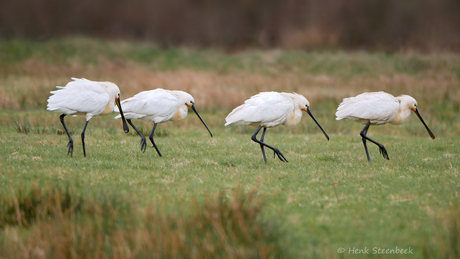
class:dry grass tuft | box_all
[424,205,460,259]
[0,184,287,259]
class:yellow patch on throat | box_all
[284,111,300,127]
[173,108,183,121]
[101,101,115,116]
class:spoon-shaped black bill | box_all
[191,104,213,137]
[414,108,435,139]
[307,107,329,141]
[116,97,129,133]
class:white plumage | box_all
[335,91,435,162]
[225,92,329,164]
[225,92,298,128]
[47,78,129,157]
[114,89,212,156]
[48,78,114,119]
[115,89,188,122]
[336,92,400,125]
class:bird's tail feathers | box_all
[114,113,145,120]
[71,77,89,82]
[225,106,252,126]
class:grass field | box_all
[1,37,459,258]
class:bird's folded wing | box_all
[115,90,178,120]
[225,92,293,126]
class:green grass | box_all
[1,110,459,258]
[0,38,459,258]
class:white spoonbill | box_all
[47,78,129,157]
[335,91,435,162]
[114,88,212,156]
[225,92,329,164]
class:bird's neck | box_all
[172,106,188,121]
[284,109,302,127]
[390,106,411,125]
[101,99,115,116]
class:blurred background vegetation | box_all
[1,0,460,52]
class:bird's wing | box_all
[225,92,293,127]
[47,78,109,115]
[336,92,399,124]
[115,89,178,122]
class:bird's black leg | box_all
[360,121,371,162]
[81,120,90,157]
[259,127,268,164]
[59,114,74,157]
[127,119,147,153]
[148,123,162,157]
[359,121,389,162]
[251,125,288,163]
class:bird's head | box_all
[100,81,121,101]
[293,93,310,112]
[396,94,435,139]
[100,81,129,133]
[171,91,195,108]
[397,95,418,112]
[171,90,212,137]
[290,92,329,141]
[185,99,195,108]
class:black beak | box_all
[191,104,213,137]
[414,108,435,139]
[307,107,329,141]
[116,97,129,133]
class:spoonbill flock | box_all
[47,79,435,163]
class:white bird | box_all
[47,78,129,157]
[114,88,212,156]
[336,91,435,162]
[225,92,329,164]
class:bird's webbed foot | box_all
[140,136,147,153]
[378,144,389,160]
[67,139,74,157]
[272,148,288,163]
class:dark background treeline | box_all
[1,0,460,52]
